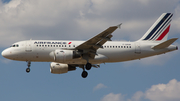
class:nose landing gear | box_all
[26,61,31,73]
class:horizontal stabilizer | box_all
[152,38,178,49]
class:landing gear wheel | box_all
[81,71,88,78]
[26,61,31,73]
[85,63,92,70]
[26,68,30,73]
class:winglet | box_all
[152,38,178,49]
[117,23,122,29]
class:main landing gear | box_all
[81,62,92,78]
[81,71,88,78]
[85,63,92,70]
[26,61,31,73]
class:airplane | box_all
[1,13,178,78]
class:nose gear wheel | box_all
[26,61,31,73]
[26,68,30,73]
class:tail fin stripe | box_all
[150,14,173,40]
[156,25,170,40]
[143,13,171,40]
[152,19,171,40]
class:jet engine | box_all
[49,49,81,62]
[50,62,76,74]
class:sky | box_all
[0,0,180,101]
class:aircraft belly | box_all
[99,49,136,62]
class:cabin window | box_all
[59,45,61,47]
[56,45,58,47]
[129,46,131,48]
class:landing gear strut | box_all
[26,61,31,73]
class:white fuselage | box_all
[1,13,178,78]
[1,40,177,65]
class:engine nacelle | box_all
[50,62,76,74]
[49,49,81,62]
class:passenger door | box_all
[135,42,141,54]
[25,40,32,52]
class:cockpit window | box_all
[10,44,19,47]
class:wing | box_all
[75,24,121,59]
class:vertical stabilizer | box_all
[138,13,173,42]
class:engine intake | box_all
[50,62,76,74]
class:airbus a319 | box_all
[1,13,178,78]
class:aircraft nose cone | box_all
[1,49,10,58]
[2,50,7,57]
